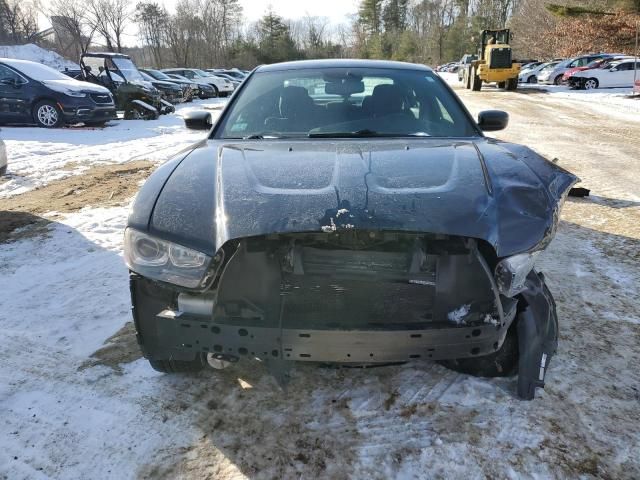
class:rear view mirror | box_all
[183,110,212,130]
[478,110,509,131]
[325,80,365,96]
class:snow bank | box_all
[0,43,78,71]
[0,99,227,198]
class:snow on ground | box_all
[439,71,640,122]
[0,99,226,198]
[1,83,640,479]
[0,44,79,71]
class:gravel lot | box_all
[1,87,639,480]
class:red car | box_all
[562,56,628,84]
[635,78,640,94]
[565,56,632,88]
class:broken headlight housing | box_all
[124,228,217,289]
[494,251,540,297]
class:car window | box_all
[3,61,66,81]
[217,67,478,139]
[110,57,144,82]
[0,64,25,83]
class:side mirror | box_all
[478,110,509,131]
[183,110,212,130]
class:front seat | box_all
[279,86,316,129]
[369,84,406,117]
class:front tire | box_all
[33,101,64,128]
[439,323,519,377]
[471,68,482,91]
[527,75,537,84]
[148,355,206,373]
[553,74,563,85]
[211,85,219,98]
[584,78,599,90]
[506,77,518,90]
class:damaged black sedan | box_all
[124,60,577,399]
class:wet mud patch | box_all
[79,322,142,374]
[2,160,154,215]
[0,210,51,243]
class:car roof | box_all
[256,59,432,73]
[84,52,130,59]
[0,58,48,69]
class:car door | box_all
[607,62,633,87]
[0,64,31,123]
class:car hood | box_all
[143,138,578,258]
[42,79,111,94]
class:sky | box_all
[38,0,360,47]
[161,0,359,23]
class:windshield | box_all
[193,69,212,78]
[10,62,70,81]
[111,57,145,82]
[146,69,172,81]
[217,67,477,139]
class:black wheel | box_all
[84,121,107,128]
[471,68,482,91]
[148,355,206,373]
[439,324,519,377]
[553,74,563,85]
[465,69,472,89]
[211,85,219,98]
[497,81,506,89]
[584,78,599,90]
[527,75,537,84]
[33,100,64,128]
[506,77,518,90]
[0,164,6,176]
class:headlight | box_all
[494,251,540,297]
[65,90,87,98]
[124,228,223,289]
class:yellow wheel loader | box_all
[464,29,520,91]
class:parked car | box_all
[457,54,477,81]
[215,69,247,80]
[564,56,631,85]
[571,59,640,89]
[79,52,172,120]
[165,73,216,99]
[141,69,194,102]
[0,137,6,175]
[0,58,117,128]
[518,61,560,83]
[206,71,241,87]
[161,68,234,97]
[538,54,607,85]
[124,59,577,400]
[139,70,184,103]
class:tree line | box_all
[1,0,638,69]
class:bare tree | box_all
[46,0,96,60]
[87,0,132,52]
[0,0,40,43]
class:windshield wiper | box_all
[242,133,282,139]
[308,129,431,138]
[308,129,379,138]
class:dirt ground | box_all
[0,161,154,242]
[1,88,639,480]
